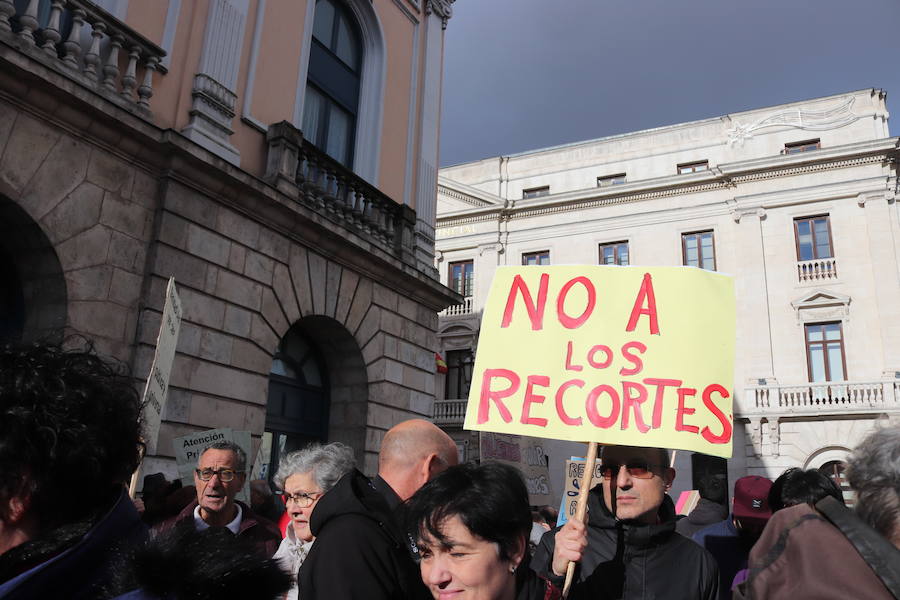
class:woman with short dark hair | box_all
[405,462,557,600]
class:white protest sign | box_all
[173,427,252,504]
[141,277,182,455]
[251,432,273,481]
[479,432,552,505]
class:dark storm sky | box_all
[439,0,900,167]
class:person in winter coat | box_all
[532,445,719,600]
[0,340,148,600]
[675,475,728,538]
[272,443,356,600]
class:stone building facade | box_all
[434,89,900,503]
[0,0,459,480]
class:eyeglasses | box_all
[195,468,243,482]
[600,461,664,480]
[282,491,322,508]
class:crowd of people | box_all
[1,340,899,599]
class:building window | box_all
[522,251,550,266]
[522,186,550,199]
[448,260,474,297]
[677,160,709,174]
[794,216,833,261]
[819,460,854,506]
[597,173,627,187]
[302,0,362,167]
[599,241,629,265]
[445,349,474,400]
[682,231,716,270]
[805,322,846,382]
[784,139,821,154]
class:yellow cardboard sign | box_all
[464,266,735,458]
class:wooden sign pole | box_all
[562,441,599,598]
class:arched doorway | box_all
[0,196,66,343]
[265,326,330,481]
[819,460,854,506]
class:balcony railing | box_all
[742,380,900,417]
[264,121,416,264]
[797,257,837,282]
[441,296,474,316]
[1,0,166,118]
[433,399,467,425]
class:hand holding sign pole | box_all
[462,266,735,597]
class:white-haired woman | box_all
[273,442,356,600]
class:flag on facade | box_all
[435,352,448,374]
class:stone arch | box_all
[0,195,66,342]
[803,445,851,470]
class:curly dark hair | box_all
[0,340,143,529]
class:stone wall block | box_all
[245,405,266,434]
[177,287,226,329]
[344,278,373,334]
[131,170,159,210]
[188,394,247,429]
[361,333,385,366]
[204,265,219,295]
[385,359,404,385]
[272,263,301,326]
[107,230,147,272]
[164,182,217,229]
[334,268,359,325]
[260,287,289,339]
[162,388,192,423]
[366,356,387,381]
[244,250,275,285]
[39,183,103,245]
[21,136,90,221]
[416,304,438,330]
[108,268,144,307]
[365,427,386,453]
[137,311,162,345]
[365,401,397,430]
[409,390,433,417]
[258,229,290,261]
[187,224,231,267]
[380,310,404,338]
[383,335,399,359]
[157,212,190,250]
[214,270,262,311]
[355,305,381,348]
[397,296,418,323]
[100,191,153,239]
[307,251,327,314]
[224,304,252,337]
[0,106,17,159]
[68,300,128,341]
[325,261,341,318]
[55,225,111,270]
[65,265,112,301]
[373,283,399,312]
[288,245,313,317]
[403,319,433,349]
[175,321,202,356]
[231,338,273,373]
[249,313,279,354]
[199,328,234,364]
[217,207,260,248]
[0,112,59,197]
[153,244,208,290]
[157,422,203,459]
[187,358,269,405]
[228,243,247,273]
[86,149,134,199]
[402,366,427,393]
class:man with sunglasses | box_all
[154,441,281,557]
[532,445,719,600]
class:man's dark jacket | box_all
[531,486,719,600]
[675,498,728,538]
[153,500,281,558]
[298,469,430,600]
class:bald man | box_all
[298,420,458,600]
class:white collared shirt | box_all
[193,502,242,534]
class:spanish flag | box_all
[435,352,448,374]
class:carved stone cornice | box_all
[425,0,454,28]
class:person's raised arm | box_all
[551,519,588,577]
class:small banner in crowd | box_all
[173,427,252,504]
[479,432,552,505]
[464,266,736,458]
[558,457,603,526]
[141,277,182,456]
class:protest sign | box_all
[479,432,552,505]
[173,427,251,504]
[464,266,735,458]
[141,277,182,456]
[558,457,603,525]
[251,432,273,480]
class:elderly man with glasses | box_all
[532,445,720,600]
[154,440,281,557]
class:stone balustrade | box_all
[433,398,467,425]
[797,257,837,282]
[742,379,899,417]
[1,0,166,117]
[441,296,473,316]
[265,121,417,264]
